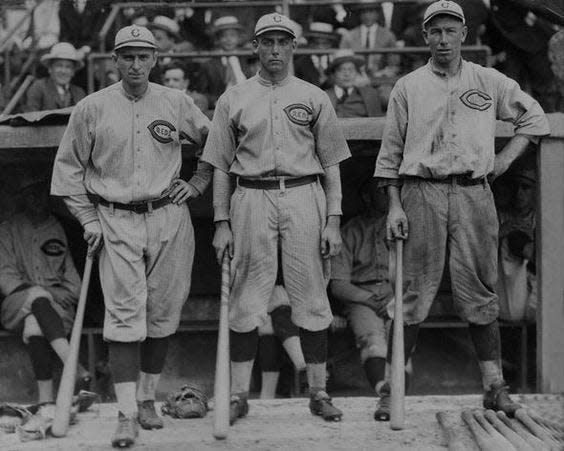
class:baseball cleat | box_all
[137,400,164,430]
[483,381,521,418]
[111,412,139,448]
[229,395,249,425]
[309,391,343,422]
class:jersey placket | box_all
[131,99,144,200]
[271,85,283,177]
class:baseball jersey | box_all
[331,215,389,285]
[51,82,210,203]
[201,73,351,178]
[0,214,80,299]
[374,60,550,180]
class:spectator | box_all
[548,29,564,112]
[496,165,537,323]
[22,42,85,112]
[163,62,209,113]
[18,0,60,51]
[330,180,412,420]
[325,49,385,117]
[294,22,341,89]
[0,174,90,404]
[339,2,400,78]
[197,16,252,108]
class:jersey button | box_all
[137,131,140,134]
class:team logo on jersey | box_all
[147,120,176,143]
[41,239,66,256]
[460,89,493,111]
[284,104,313,126]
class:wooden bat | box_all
[515,409,561,451]
[472,409,518,451]
[483,409,535,451]
[436,411,471,451]
[213,253,231,440]
[526,411,564,435]
[390,238,404,430]
[497,411,551,451]
[461,409,499,451]
[51,254,94,437]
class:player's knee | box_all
[258,316,274,336]
[271,305,299,341]
[25,286,53,304]
[299,328,327,364]
[360,342,387,364]
[231,328,259,362]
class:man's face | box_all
[309,36,333,50]
[360,9,379,27]
[333,61,358,89]
[218,29,241,51]
[153,28,175,52]
[113,48,157,88]
[514,180,535,212]
[164,68,188,90]
[253,31,296,77]
[423,16,467,66]
[48,59,76,86]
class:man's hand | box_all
[321,216,342,258]
[213,221,233,263]
[44,286,76,310]
[169,178,198,204]
[83,221,103,255]
[491,154,513,182]
[386,205,408,240]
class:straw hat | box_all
[40,42,84,69]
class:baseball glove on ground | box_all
[0,404,30,433]
[161,384,208,419]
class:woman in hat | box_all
[22,42,85,113]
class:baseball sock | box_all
[300,328,328,395]
[109,342,140,416]
[468,321,504,390]
[30,297,66,341]
[27,336,53,381]
[231,329,259,395]
[136,337,170,402]
[271,305,306,370]
[364,357,386,391]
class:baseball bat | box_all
[213,253,231,440]
[390,238,404,430]
[497,411,551,451]
[436,411,471,451]
[483,409,535,451]
[526,410,564,435]
[515,409,561,451]
[472,409,518,451]
[461,409,499,451]
[51,253,94,437]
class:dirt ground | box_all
[1,394,562,450]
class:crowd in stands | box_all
[1,0,563,115]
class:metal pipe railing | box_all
[1,74,34,116]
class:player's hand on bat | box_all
[321,216,342,258]
[386,206,408,240]
[213,220,234,263]
[83,221,103,255]
[169,178,197,204]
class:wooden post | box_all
[537,132,564,393]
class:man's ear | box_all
[252,39,259,54]
[291,39,297,50]
[461,25,468,44]
[151,51,159,68]
[111,52,118,64]
[422,28,429,46]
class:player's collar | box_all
[427,57,464,78]
[119,81,152,101]
[257,71,292,87]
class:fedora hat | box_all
[40,42,84,69]
[304,22,341,43]
[213,16,245,35]
[148,15,180,39]
[327,49,364,73]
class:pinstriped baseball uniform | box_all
[202,73,350,332]
[51,82,211,341]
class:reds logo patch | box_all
[460,89,493,111]
[284,104,313,126]
[41,239,66,256]
[147,120,176,143]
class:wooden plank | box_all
[537,137,564,393]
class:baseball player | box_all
[330,179,412,421]
[374,0,550,419]
[51,25,212,448]
[202,12,351,424]
[0,175,87,405]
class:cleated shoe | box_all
[483,381,521,418]
[374,383,391,421]
[229,395,249,426]
[111,412,139,448]
[137,400,164,430]
[309,391,343,422]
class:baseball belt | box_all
[237,175,318,190]
[404,175,487,187]
[87,193,171,213]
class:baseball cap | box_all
[254,13,296,39]
[423,1,465,27]
[114,25,157,51]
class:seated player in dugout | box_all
[0,174,90,404]
[330,179,412,421]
